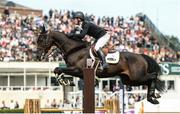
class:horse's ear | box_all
[31,26,40,36]
[40,24,46,33]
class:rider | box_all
[67,11,110,69]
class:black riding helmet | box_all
[73,11,84,21]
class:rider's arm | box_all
[72,23,89,39]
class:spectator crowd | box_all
[0,100,19,109]
[0,8,179,62]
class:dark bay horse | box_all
[36,28,165,104]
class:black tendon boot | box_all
[147,81,159,104]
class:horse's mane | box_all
[51,31,90,57]
[52,31,88,44]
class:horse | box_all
[35,27,165,104]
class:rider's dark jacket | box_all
[67,21,107,40]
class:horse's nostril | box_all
[36,56,40,61]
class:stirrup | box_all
[102,62,109,69]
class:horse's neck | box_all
[52,32,77,51]
[52,32,88,57]
[64,43,89,58]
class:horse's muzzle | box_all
[36,50,44,61]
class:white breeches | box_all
[94,33,110,51]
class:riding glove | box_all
[66,33,74,37]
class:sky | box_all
[11,0,180,40]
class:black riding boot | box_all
[97,49,109,69]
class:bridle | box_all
[37,31,69,61]
[37,32,54,61]
[38,32,51,47]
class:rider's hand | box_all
[66,33,74,37]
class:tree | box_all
[165,35,180,51]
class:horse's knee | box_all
[54,67,62,75]
[74,69,81,73]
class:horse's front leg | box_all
[54,66,83,77]
[54,66,82,86]
[55,72,68,86]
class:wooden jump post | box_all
[82,58,95,113]
[24,99,41,114]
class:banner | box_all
[159,63,180,75]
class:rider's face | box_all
[73,18,78,25]
[73,18,82,25]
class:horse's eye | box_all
[38,37,43,42]
[39,37,43,41]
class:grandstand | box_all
[136,13,176,50]
[0,0,179,113]
[0,0,42,16]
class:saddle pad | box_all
[105,51,120,64]
[89,48,120,64]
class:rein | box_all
[38,31,69,61]
[37,32,53,60]
[38,31,87,61]
[43,47,60,61]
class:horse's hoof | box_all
[57,78,69,86]
[155,93,161,98]
[62,79,70,86]
[57,79,64,85]
[152,93,161,99]
[147,97,159,104]
[70,82,75,86]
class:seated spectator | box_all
[0,100,9,109]
[113,83,120,92]
[14,101,19,109]
[63,98,72,108]
[103,85,110,92]
[128,95,135,105]
[44,99,51,108]
[9,100,15,109]
[74,96,81,108]
[51,98,57,108]
[58,99,64,108]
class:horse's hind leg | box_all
[147,79,159,104]
[146,72,161,99]
[146,72,158,80]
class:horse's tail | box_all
[141,54,161,74]
[141,54,165,92]
[155,78,166,92]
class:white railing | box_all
[0,61,61,71]
[0,86,62,91]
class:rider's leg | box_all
[96,48,109,69]
[95,33,110,69]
